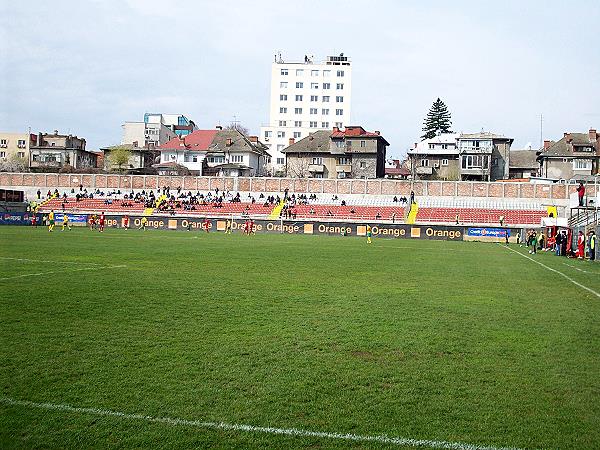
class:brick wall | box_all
[0,173,575,200]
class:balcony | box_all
[308,164,325,172]
[336,164,352,173]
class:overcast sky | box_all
[1,0,599,158]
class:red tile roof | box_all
[331,126,381,139]
[159,130,218,152]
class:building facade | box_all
[407,133,460,180]
[144,113,197,137]
[457,132,513,181]
[30,131,97,170]
[537,129,599,180]
[508,149,538,179]
[282,126,388,179]
[260,53,352,174]
[157,128,269,177]
[0,132,36,167]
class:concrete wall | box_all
[1,173,588,204]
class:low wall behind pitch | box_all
[0,173,586,201]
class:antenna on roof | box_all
[539,113,543,149]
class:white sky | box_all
[1,0,599,159]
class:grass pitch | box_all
[1,226,600,449]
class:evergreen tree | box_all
[421,98,453,140]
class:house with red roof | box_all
[156,127,270,176]
[281,126,388,179]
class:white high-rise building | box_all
[260,53,352,174]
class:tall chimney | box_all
[414,142,418,149]
[543,140,551,150]
[248,135,258,143]
[226,138,233,146]
[374,130,380,136]
[564,132,571,142]
[589,128,597,142]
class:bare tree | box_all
[0,155,28,172]
[286,153,311,178]
[225,122,249,136]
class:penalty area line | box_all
[0,397,522,450]
[0,256,104,266]
[0,265,127,281]
[502,245,600,299]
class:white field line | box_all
[561,262,600,275]
[503,246,600,298]
[0,397,522,450]
[0,265,127,281]
[0,257,104,266]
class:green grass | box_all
[1,226,600,449]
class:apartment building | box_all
[144,113,197,137]
[0,132,36,165]
[260,53,352,174]
[407,133,460,180]
[537,129,599,180]
[282,126,387,179]
[30,131,97,169]
[457,132,513,181]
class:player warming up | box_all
[98,212,106,232]
[366,224,372,244]
[61,213,72,231]
[48,210,55,232]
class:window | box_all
[337,70,345,77]
[294,121,302,127]
[323,70,331,77]
[429,143,435,149]
[360,140,366,147]
[312,157,322,165]
[280,82,288,88]
[310,95,318,101]
[280,107,288,113]
[574,159,592,170]
[336,96,343,102]
[281,69,288,75]
[322,108,329,115]
[323,83,331,89]
[279,120,287,126]
[311,70,319,76]
[0,151,5,158]
[336,83,344,90]
[338,157,351,164]
[322,96,330,102]
[280,94,287,101]
[441,144,448,150]
[310,121,317,128]
[461,154,489,169]
[294,108,302,114]
[360,161,366,169]
[17,140,26,148]
[17,151,25,158]
[335,122,343,128]
[277,131,286,138]
[313,173,324,178]
[207,156,225,164]
[336,109,344,115]
[276,157,285,165]
[322,122,329,128]
[492,157,498,167]
[421,159,429,167]
[296,82,303,88]
[335,141,344,148]
[442,158,449,166]
[0,139,7,146]
[231,155,243,163]
[310,108,318,114]
[311,83,319,89]
[296,69,304,76]
[295,94,303,101]
[293,132,302,138]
